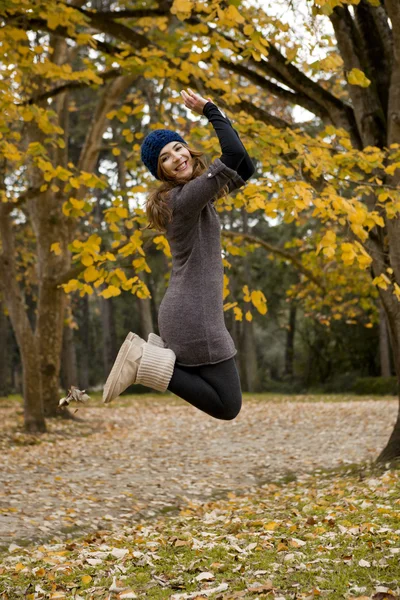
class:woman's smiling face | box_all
[158,141,193,181]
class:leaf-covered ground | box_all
[0,394,399,599]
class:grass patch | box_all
[1,467,399,599]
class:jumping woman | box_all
[103,88,255,420]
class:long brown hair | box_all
[145,145,227,232]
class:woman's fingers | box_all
[180,90,191,107]
[180,88,207,114]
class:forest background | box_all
[1,0,400,460]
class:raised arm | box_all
[170,90,253,221]
[202,102,255,182]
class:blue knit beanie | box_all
[141,129,187,179]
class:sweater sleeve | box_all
[170,158,245,223]
[202,102,255,183]
[169,104,254,222]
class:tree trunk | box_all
[0,202,46,432]
[379,302,391,377]
[38,280,68,417]
[61,322,78,391]
[242,319,259,392]
[284,303,297,379]
[138,296,154,340]
[7,309,45,432]
[0,305,10,396]
[101,296,117,379]
[79,295,90,390]
[376,291,400,462]
[240,207,260,392]
[21,340,46,433]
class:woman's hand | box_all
[180,88,213,115]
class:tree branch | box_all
[79,8,169,20]
[219,59,330,121]
[77,74,137,177]
[221,230,325,290]
[24,68,123,105]
[187,16,362,146]
[74,7,160,52]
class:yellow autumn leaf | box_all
[171,0,192,16]
[153,235,172,258]
[317,230,337,255]
[224,5,245,24]
[133,257,151,273]
[385,162,400,176]
[223,273,230,300]
[323,246,336,258]
[233,306,243,321]
[15,563,25,572]
[62,279,79,293]
[132,104,145,115]
[8,28,28,41]
[70,197,85,210]
[348,207,366,224]
[372,274,390,290]
[101,285,121,299]
[264,521,279,531]
[243,284,251,302]
[81,574,92,584]
[223,302,238,311]
[116,207,128,218]
[341,242,357,265]
[84,265,100,283]
[357,253,372,268]
[81,253,93,267]
[251,290,267,315]
[347,68,371,88]
[245,310,253,322]
[50,242,61,256]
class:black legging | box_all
[167,357,242,421]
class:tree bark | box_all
[101,296,117,380]
[379,302,392,377]
[138,295,154,340]
[241,320,259,392]
[61,322,79,392]
[37,281,68,417]
[0,199,46,432]
[376,289,400,462]
[79,296,90,391]
[240,208,260,392]
[284,304,297,380]
[0,305,10,396]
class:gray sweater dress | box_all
[158,158,246,366]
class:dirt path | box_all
[0,395,397,546]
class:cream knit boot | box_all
[136,343,176,392]
[103,332,146,403]
[147,333,166,348]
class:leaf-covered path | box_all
[0,395,397,546]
